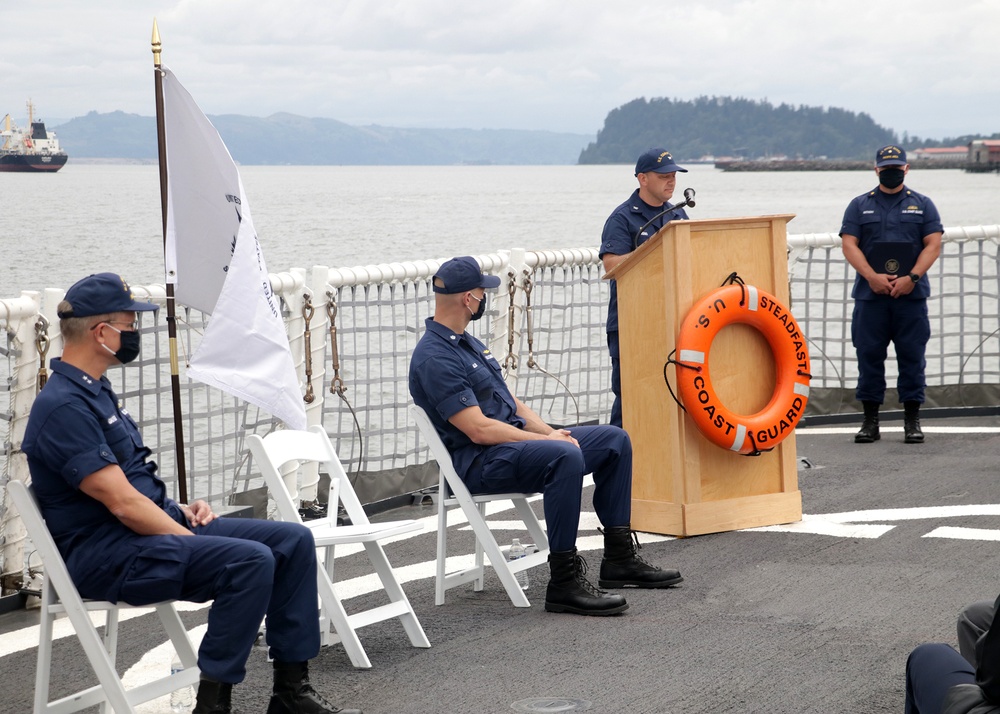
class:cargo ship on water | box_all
[0,101,68,172]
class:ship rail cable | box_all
[670,275,811,456]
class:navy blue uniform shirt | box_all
[599,188,689,332]
[840,186,943,301]
[409,318,524,479]
[22,358,186,596]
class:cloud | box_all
[4,0,998,139]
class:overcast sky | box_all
[4,1,998,141]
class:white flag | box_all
[161,67,306,430]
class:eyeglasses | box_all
[90,319,140,332]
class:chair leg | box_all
[464,500,531,608]
[36,580,55,714]
[362,543,430,649]
[512,497,549,551]
[436,490,449,606]
[155,603,199,669]
[316,569,372,669]
[55,582,133,713]
[316,544,337,646]
[98,607,122,714]
[474,502,487,593]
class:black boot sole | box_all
[544,600,629,616]
[599,574,684,589]
[904,434,924,444]
[854,433,880,443]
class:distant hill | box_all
[579,96,899,163]
[53,111,593,165]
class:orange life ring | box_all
[675,284,810,455]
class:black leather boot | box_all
[598,526,683,588]
[904,401,924,444]
[854,401,880,443]
[266,661,362,714]
[192,678,232,714]
[544,548,628,616]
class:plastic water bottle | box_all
[169,653,194,713]
[508,538,529,590]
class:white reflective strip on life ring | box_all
[794,382,810,397]
[679,349,705,364]
[730,424,747,452]
[746,286,758,311]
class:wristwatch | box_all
[908,272,921,283]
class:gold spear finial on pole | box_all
[152,18,162,67]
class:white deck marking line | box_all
[797,426,1000,435]
[743,504,1000,539]
[924,526,1000,541]
[748,516,894,539]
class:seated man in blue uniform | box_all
[905,594,1000,714]
[840,145,943,445]
[408,256,684,617]
[21,273,360,714]
[599,147,690,428]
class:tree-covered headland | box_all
[579,96,997,164]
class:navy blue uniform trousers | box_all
[852,298,930,403]
[607,331,623,428]
[461,424,632,552]
[905,642,976,714]
[116,517,320,684]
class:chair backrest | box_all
[409,405,471,501]
[7,479,79,608]
[247,425,369,527]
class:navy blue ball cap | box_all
[432,257,501,294]
[58,273,158,318]
[875,145,907,167]
[635,147,688,176]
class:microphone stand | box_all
[631,189,697,251]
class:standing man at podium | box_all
[599,148,690,428]
[840,145,943,445]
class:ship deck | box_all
[3,417,1000,713]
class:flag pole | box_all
[152,19,189,503]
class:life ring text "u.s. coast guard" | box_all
[675,284,811,455]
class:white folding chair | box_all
[8,479,202,714]
[247,425,430,669]
[409,404,549,608]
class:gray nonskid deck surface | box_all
[3,420,1000,714]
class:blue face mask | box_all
[102,324,141,364]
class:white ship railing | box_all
[2,224,1000,594]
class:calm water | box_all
[2,163,999,297]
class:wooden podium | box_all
[604,215,802,537]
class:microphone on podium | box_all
[631,187,698,249]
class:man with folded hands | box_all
[409,256,686,617]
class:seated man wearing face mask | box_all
[21,273,361,714]
[408,257,684,618]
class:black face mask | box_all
[468,293,487,321]
[878,167,905,189]
[103,325,142,364]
